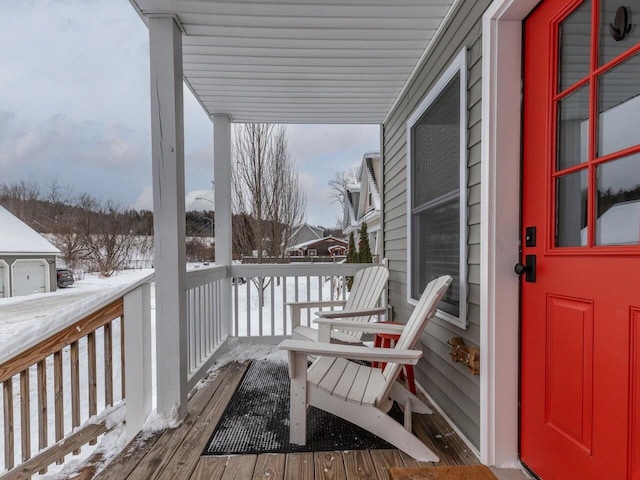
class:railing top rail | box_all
[230,262,383,278]
[0,271,154,364]
[186,264,228,288]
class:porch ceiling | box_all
[130,0,457,124]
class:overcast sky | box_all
[0,1,379,229]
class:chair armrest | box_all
[278,339,422,365]
[313,318,406,334]
[315,307,388,319]
[288,300,346,329]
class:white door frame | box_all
[480,0,540,467]
[0,260,9,298]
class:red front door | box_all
[521,0,640,478]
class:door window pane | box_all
[558,0,592,91]
[596,154,640,245]
[597,53,640,157]
[557,84,590,171]
[556,170,588,247]
[599,0,640,66]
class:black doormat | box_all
[203,360,405,455]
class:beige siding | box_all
[382,0,491,448]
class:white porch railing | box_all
[0,273,154,479]
[230,263,382,337]
[185,265,228,390]
[182,262,383,387]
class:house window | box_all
[406,49,468,329]
[308,249,317,256]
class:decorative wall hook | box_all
[609,6,632,42]
[447,337,480,375]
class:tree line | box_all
[1,181,154,276]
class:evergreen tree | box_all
[358,222,373,264]
[346,231,358,290]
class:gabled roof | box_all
[131,0,459,124]
[291,223,324,240]
[288,235,348,252]
[0,206,60,255]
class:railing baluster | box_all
[258,277,263,337]
[20,369,31,462]
[270,276,275,335]
[306,275,311,326]
[37,360,47,473]
[70,341,80,454]
[283,275,288,334]
[246,279,251,336]
[200,285,205,365]
[54,350,64,464]
[120,318,126,400]
[205,282,211,357]
[233,280,239,336]
[104,323,113,407]
[3,377,14,470]
[186,289,192,373]
[87,332,97,446]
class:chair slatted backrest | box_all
[376,275,453,404]
[339,265,389,340]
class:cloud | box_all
[185,190,215,211]
[133,185,153,211]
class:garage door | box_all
[12,260,47,297]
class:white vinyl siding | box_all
[382,0,491,448]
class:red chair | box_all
[372,322,417,394]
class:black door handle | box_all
[514,255,536,282]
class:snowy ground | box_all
[0,266,338,478]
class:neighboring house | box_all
[286,236,348,257]
[287,223,324,248]
[0,205,60,298]
[128,2,640,479]
[343,151,382,256]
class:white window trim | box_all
[406,48,468,330]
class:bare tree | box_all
[46,181,84,270]
[77,196,138,277]
[232,124,306,261]
[327,167,359,227]
[0,181,41,225]
[232,124,306,299]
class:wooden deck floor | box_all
[95,361,479,480]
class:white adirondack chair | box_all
[288,264,389,343]
[279,275,453,462]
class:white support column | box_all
[124,283,152,441]
[149,16,188,419]
[213,114,233,337]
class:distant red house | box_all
[286,236,348,257]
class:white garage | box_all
[0,205,60,298]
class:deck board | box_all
[96,361,480,480]
[284,452,314,480]
[342,450,379,479]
